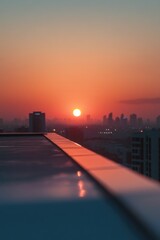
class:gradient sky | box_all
[0,0,160,120]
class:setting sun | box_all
[73,109,81,117]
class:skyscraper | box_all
[129,114,137,128]
[29,111,46,132]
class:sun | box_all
[73,108,81,117]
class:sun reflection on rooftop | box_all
[78,180,86,198]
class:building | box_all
[131,129,160,181]
[129,114,137,128]
[120,113,128,129]
[29,111,46,132]
[108,112,114,128]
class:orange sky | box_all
[1,1,160,120]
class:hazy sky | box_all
[0,0,160,120]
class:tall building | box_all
[131,129,160,181]
[29,111,46,132]
[120,113,128,129]
[108,112,113,128]
[129,114,137,128]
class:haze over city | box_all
[1,0,160,120]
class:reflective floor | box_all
[0,135,103,201]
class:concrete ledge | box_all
[46,133,160,240]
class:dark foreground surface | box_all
[0,134,158,240]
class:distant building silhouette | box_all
[120,114,128,129]
[129,114,137,128]
[108,112,113,128]
[29,112,46,132]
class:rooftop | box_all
[0,133,160,240]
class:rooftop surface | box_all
[0,133,160,240]
[0,134,100,200]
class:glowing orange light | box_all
[78,180,86,198]
[73,108,81,117]
[77,171,82,177]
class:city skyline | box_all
[1,110,160,126]
[1,1,160,119]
